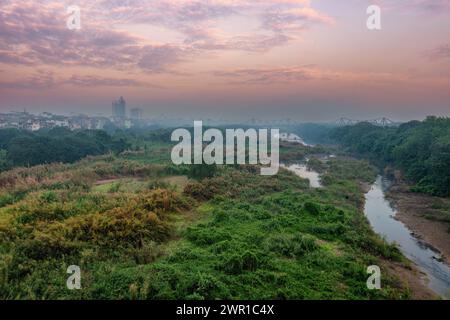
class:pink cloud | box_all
[424,44,450,61]
[382,0,450,14]
[0,1,191,72]
[0,72,159,90]
[64,75,155,88]
[0,0,332,75]
[213,66,316,85]
[0,70,55,90]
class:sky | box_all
[0,0,449,121]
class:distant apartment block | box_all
[112,96,126,119]
[130,108,143,120]
[0,98,149,131]
[0,111,111,131]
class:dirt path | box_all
[386,183,450,266]
[94,178,120,185]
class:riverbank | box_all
[381,259,437,299]
[285,157,442,299]
[386,182,450,266]
[0,153,425,299]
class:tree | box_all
[330,117,450,196]
[0,149,11,172]
[188,164,218,180]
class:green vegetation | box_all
[2,124,438,299]
[0,139,411,299]
[0,128,129,171]
[187,164,218,180]
[330,116,450,196]
[286,123,336,145]
[0,149,10,172]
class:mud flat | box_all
[386,182,450,266]
[381,260,437,300]
[364,176,450,298]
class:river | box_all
[284,159,450,298]
[365,176,450,298]
[281,160,322,188]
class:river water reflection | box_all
[364,176,450,298]
[283,155,450,298]
[282,162,322,188]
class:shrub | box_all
[304,202,320,215]
[219,250,262,275]
[186,226,232,246]
[188,164,218,180]
[264,234,318,258]
[65,204,171,246]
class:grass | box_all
[0,147,413,300]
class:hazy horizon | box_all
[0,104,444,124]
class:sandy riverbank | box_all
[382,259,438,299]
[386,182,450,266]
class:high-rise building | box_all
[130,108,143,120]
[112,97,126,119]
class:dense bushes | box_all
[187,164,218,180]
[143,181,406,299]
[0,128,129,171]
[331,117,450,196]
[0,145,411,300]
[218,250,262,274]
[0,158,168,205]
[0,185,191,298]
[183,167,309,201]
[3,189,185,246]
[264,234,318,258]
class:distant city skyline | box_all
[1,102,443,123]
[0,108,411,127]
[0,1,449,121]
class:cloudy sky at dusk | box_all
[0,0,449,121]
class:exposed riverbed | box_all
[285,157,450,298]
[364,176,450,298]
[282,161,322,188]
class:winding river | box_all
[365,176,450,298]
[281,162,322,188]
[285,158,450,298]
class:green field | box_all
[0,143,416,300]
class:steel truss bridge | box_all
[335,117,398,127]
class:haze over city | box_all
[0,0,449,121]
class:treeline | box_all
[113,128,173,150]
[330,116,450,196]
[0,128,129,171]
[287,123,336,144]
